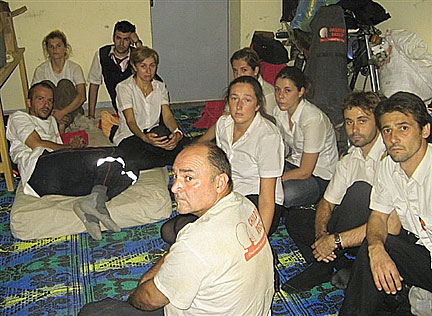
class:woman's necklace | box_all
[142,83,153,97]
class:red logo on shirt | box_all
[236,208,267,261]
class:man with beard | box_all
[87,20,143,117]
[282,92,401,293]
[6,82,138,240]
[339,92,432,315]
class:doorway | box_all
[151,0,229,102]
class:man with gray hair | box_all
[79,142,274,315]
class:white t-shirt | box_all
[258,75,278,117]
[32,59,85,86]
[370,144,432,268]
[273,99,338,180]
[113,76,169,145]
[216,113,284,205]
[324,134,386,205]
[87,45,131,85]
[154,192,274,316]
[6,111,62,197]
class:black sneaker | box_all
[281,262,333,293]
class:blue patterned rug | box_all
[0,105,343,315]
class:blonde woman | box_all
[32,30,86,133]
[113,46,188,170]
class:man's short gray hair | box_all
[189,142,233,192]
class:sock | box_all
[73,202,102,240]
[79,185,121,233]
[93,185,121,233]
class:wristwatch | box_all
[334,232,343,250]
[173,128,183,140]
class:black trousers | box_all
[79,298,164,316]
[118,135,191,171]
[245,194,286,236]
[285,181,372,263]
[161,194,287,245]
[339,230,432,315]
[28,147,137,200]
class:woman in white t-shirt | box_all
[32,30,86,133]
[273,66,338,208]
[114,46,188,171]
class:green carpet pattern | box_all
[0,105,343,315]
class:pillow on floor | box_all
[10,167,172,240]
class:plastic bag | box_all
[409,286,432,316]
[379,29,432,101]
[290,0,339,32]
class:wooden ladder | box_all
[0,1,28,191]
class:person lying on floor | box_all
[200,47,277,141]
[32,30,86,133]
[282,92,401,293]
[162,76,284,242]
[79,142,274,316]
[112,46,190,171]
[339,92,432,315]
[6,82,138,240]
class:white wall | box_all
[377,0,432,49]
[2,0,152,111]
[239,0,282,48]
[2,0,431,111]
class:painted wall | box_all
[378,0,432,49]
[239,0,282,48]
[2,0,431,111]
[237,1,432,49]
[2,0,152,111]
[229,0,241,58]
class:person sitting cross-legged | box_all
[32,30,86,133]
[282,91,401,293]
[339,92,432,315]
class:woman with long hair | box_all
[162,76,284,242]
[32,30,86,133]
[274,66,338,209]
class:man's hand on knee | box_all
[369,246,403,294]
[312,234,337,262]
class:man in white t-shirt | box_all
[79,143,274,316]
[282,92,400,293]
[6,82,138,240]
[340,92,432,315]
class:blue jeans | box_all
[282,162,327,208]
